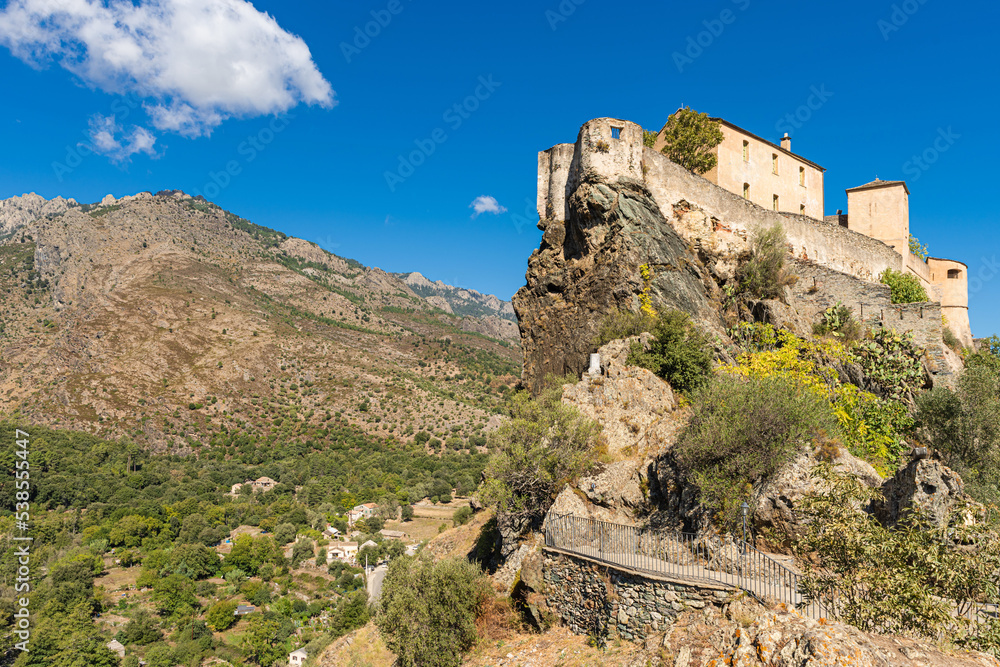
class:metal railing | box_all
[544,513,825,618]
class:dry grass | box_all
[464,626,650,667]
[316,623,396,667]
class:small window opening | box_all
[773,194,779,211]
[947,269,961,279]
[743,183,750,199]
[742,140,750,162]
[772,154,779,175]
[799,166,805,186]
[800,204,806,215]
[610,127,622,140]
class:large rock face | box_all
[561,336,683,456]
[873,458,974,528]
[513,175,724,394]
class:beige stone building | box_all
[538,115,974,348]
[832,178,971,346]
[653,117,825,220]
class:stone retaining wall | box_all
[542,548,732,643]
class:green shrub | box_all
[916,363,1000,502]
[796,464,1000,655]
[677,375,837,525]
[593,308,656,348]
[626,309,713,394]
[452,506,473,526]
[479,386,603,525]
[204,600,238,632]
[116,609,164,645]
[375,555,492,667]
[909,234,929,261]
[851,329,925,398]
[735,223,794,300]
[879,268,928,303]
[942,326,962,352]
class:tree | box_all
[916,363,1000,501]
[401,505,414,522]
[795,464,1000,655]
[880,268,928,304]
[241,615,287,666]
[376,555,492,667]
[150,574,199,618]
[116,609,163,645]
[655,107,724,174]
[479,385,603,529]
[273,522,297,545]
[290,538,314,569]
[204,600,239,632]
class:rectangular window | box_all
[772,154,779,175]
[800,204,806,215]
[611,127,622,140]
[743,183,750,199]
[742,140,749,162]
[799,166,805,186]
[773,195,779,211]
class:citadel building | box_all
[537,116,973,348]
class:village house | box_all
[328,542,359,562]
[289,648,308,666]
[229,476,279,495]
[347,502,378,524]
[379,529,406,540]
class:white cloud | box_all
[87,113,158,162]
[0,0,334,138]
[469,195,507,218]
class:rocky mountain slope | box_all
[0,191,520,450]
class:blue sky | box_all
[1,0,998,335]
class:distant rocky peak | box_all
[395,271,516,322]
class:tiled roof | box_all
[845,179,909,194]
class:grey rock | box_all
[873,458,975,529]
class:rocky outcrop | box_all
[396,270,516,321]
[663,600,1000,667]
[647,446,882,539]
[755,447,882,549]
[561,336,682,456]
[0,192,76,236]
[873,458,974,529]
[513,175,725,394]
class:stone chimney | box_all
[780,133,791,151]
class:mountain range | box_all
[0,190,520,451]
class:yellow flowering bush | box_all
[728,323,912,473]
